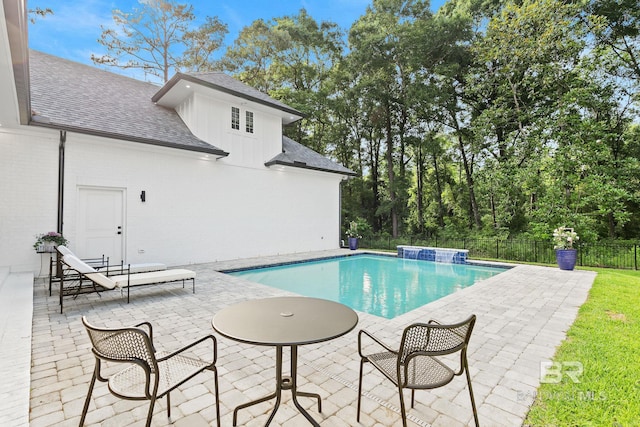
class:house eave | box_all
[265,159,357,177]
[29,120,230,157]
[153,73,305,121]
[3,0,30,125]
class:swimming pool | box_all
[227,254,508,318]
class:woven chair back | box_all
[83,318,156,372]
[399,315,475,362]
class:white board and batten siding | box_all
[176,91,283,168]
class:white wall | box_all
[176,92,283,168]
[0,127,59,272]
[0,126,344,272]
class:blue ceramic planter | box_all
[348,237,359,250]
[556,249,577,270]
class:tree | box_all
[91,0,227,82]
[28,7,53,24]
[586,0,640,87]
[221,9,344,154]
[180,16,228,72]
[348,0,432,237]
[412,7,484,230]
[465,0,587,232]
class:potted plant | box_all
[553,227,579,270]
[34,231,68,253]
[346,221,362,250]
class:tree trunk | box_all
[491,194,497,229]
[608,212,615,238]
[456,133,482,229]
[432,152,445,228]
[385,101,398,237]
[416,145,424,233]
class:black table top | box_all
[212,296,359,346]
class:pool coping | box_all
[219,250,514,273]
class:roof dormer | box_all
[152,72,304,126]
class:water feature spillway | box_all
[397,246,469,264]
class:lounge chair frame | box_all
[58,255,195,313]
[49,245,166,298]
[48,247,107,296]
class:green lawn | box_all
[524,268,640,426]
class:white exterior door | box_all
[77,187,124,263]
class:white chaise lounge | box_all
[49,245,166,296]
[59,254,195,313]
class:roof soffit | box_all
[1,0,30,126]
[153,73,304,125]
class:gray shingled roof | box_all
[29,50,227,156]
[28,50,354,176]
[267,136,356,176]
[153,72,304,118]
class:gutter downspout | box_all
[57,130,66,234]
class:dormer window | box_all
[231,106,240,130]
[246,111,254,134]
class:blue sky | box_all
[28,0,445,77]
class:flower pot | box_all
[348,237,359,250]
[556,249,577,271]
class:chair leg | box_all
[79,370,98,427]
[465,364,480,427]
[145,397,157,427]
[213,367,221,427]
[411,389,415,408]
[166,392,171,418]
[356,358,365,422]
[398,386,408,427]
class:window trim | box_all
[245,110,254,134]
[231,106,240,130]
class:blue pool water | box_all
[227,254,507,319]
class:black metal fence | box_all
[358,236,640,270]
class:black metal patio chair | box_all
[357,314,479,427]
[79,316,220,427]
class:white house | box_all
[0,0,354,274]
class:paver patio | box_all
[20,250,595,426]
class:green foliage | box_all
[344,217,372,239]
[34,232,68,250]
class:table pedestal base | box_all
[233,345,322,426]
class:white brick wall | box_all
[1,126,344,272]
[0,127,59,272]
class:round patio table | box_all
[212,296,359,426]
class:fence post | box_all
[578,244,582,267]
[635,244,637,270]
[496,239,499,259]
